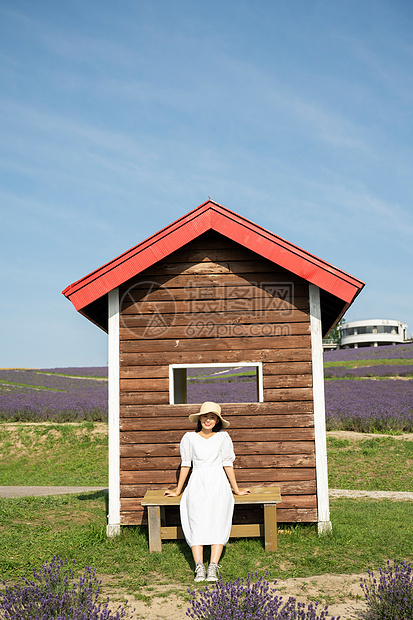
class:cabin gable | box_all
[118,231,317,526]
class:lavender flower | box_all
[324,364,413,378]
[39,367,108,377]
[186,367,258,403]
[0,556,129,620]
[324,343,413,363]
[187,573,339,619]
[0,369,108,422]
[360,560,413,619]
[324,379,413,433]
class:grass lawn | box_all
[0,491,412,593]
[323,358,413,368]
[0,422,412,604]
[0,423,412,492]
[0,422,108,485]
[327,435,413,491]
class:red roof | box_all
[63,200,364,332]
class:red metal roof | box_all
[63,200,365,324]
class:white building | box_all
[339,319,408,349]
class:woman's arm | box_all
[164,466,191,496]
[224,466,250,496]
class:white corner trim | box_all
[107,288,121,537]
[309,284,332,534]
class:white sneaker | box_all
[206,562,221,582]
[194,562,206,582]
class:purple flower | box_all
[360,560,413,619]
[186,367,258,403]
[187,573,339,619]
[0,369,108,422]
[324,343,413,363]
[324,379,413,433]
[324,364,413,378]
[0,556,130,619]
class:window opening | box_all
[170,363,263,404]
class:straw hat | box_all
[188,401,230,428]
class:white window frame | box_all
[169,362,264,404]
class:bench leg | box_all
[147,506,162,553]
[263,504,277,551]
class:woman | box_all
[164,401,250,582]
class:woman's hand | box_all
[234,488,251,496]
[164,488,181,497]
[164,467,190,497]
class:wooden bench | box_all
[141,486,281,553]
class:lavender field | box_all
[186,366,258,403]
[1,343,412,431]
[324,379,413,433]
[324,364,413,378]
[324,342,413,362]
[323,343,413,432]
[0,368,108,422]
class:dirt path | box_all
[327,430,413,441]
[105,572,368,619]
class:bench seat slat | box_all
[141,486,281,553]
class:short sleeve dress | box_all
[179,430,235,548]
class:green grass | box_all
[324,358,413,368]
[325,375,413,380]
[0,381,65,391]
[0,423,412,608]
[0,423,108,485]
[327,436,413,491]
[0,424,412,493]
[0,493,412,593]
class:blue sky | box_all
[1,0,412,368]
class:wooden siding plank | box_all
[263,387,313,401]
[120,335,311,353]
[121,297,310,315]
[120,401,314,417]
[139,259,310,277]
[120,348,313,366]
[120,428,314,444]
[119,360,313,379]
[120,454,316,470]
[120,414,314,431]
[119,272,309,292]
[120,468,316,484]
[119,386,313,405]
[119,322,310,340]
[121,290,309,307]
[120,441,315,458]
[119,480,317,499]
[263,375,312,388]
[120,309,310,326]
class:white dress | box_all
[179,430,235,548]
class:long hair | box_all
[196,418,223,433]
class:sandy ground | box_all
[104,571,368,619]
[327,430,413,441]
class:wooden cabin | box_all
[63,200,364,536]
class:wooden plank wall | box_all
[119,231,317,526]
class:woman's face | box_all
[199,413,218,431]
